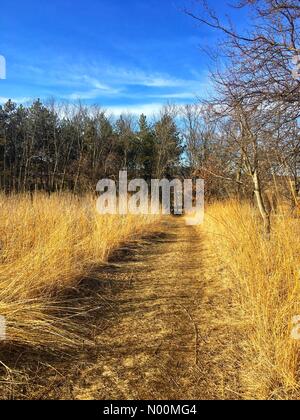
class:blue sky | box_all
[0,0,248,114]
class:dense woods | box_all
[0,101,183,193]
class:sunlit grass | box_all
[203,200,300,399]
[0,193,159,350]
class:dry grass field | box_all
[202,200,300,400]
[0,194,159,354]
[0,195,300,400]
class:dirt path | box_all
[70,218,204,400]
[11,217,232,400]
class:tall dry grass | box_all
[0,193,159,352]
[203,200,300,399]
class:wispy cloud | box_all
[148,91,198,99]
[0,96,31,104]
[101,66,186,88]
[106,103,164,116]
[4,57,209,106]
[59,63,207,102]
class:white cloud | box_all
[148,92,198,99]
[7,59,209,105]
[80,75,112,90]
[35,60,205,93]
[64,86,120,101]
[0,96,32,105]
[102,66,195,89]
[106,103,163,116]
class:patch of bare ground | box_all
[0,217,242,400]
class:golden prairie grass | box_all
[0,193,159,353]
[203,200,300,400]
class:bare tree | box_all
[185,0,300,232]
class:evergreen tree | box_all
[137,114,155,181]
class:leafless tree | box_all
[185,0,300,232]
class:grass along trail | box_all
[1,203,297,400]
[16,217,216,400]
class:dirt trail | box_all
[73,218,204,400]
[15,217,229,400]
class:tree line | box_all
[0,100,183,193]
